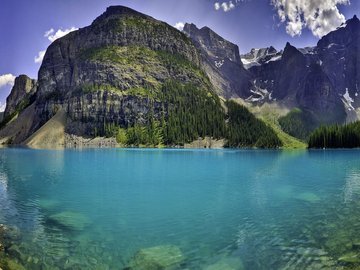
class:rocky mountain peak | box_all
[4,75,37,119]
[282,42,304,60]
[347,14,359,25]
[241,46,282,69]
[92,5,150,24]
[317,14,359,49]
[183,23,241,64]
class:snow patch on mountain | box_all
[241,47,282,69]
[342,88,355,111]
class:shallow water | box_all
[1,148,360,269]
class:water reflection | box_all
[343,170,360,203]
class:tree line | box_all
[308,121,360,148]
[101,81,282,148]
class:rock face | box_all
[126,245,184,270]
[241,46,282,69]
[30,6,211,137]
[245,15,360,125]
[183,23,253,98]
[3,75,37,119]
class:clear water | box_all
[1,148,360,269]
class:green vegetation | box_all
[160,81,225,145]
[225,100,282,148]
[279,108,318,140]
[308,121,360,148]
[80,45,282,149]
[79,83,156,98]
[106,80,225,147]
[0,99,31,129]
[80,45,209,97]
[253,107,307,149]
[100,84,283,148]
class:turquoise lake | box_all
[1,148,360,269]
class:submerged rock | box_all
[204,257,244,270]
[338,252,360,264]
[5,259,26,270]
[0,224,21,246]
[37,199,60,211]
[48,211,91,231]
[294,192,320,203]
[126,245,184,270]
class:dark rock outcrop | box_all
[4,75,37,119]
[246,16,360,125]
[32,6,208,136]
[183,23,253,98]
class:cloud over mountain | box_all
[271,0,350,37]
[34,27,78,64]
[0,74,16,88]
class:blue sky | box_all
[0,0,358,107]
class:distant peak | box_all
[104,6,140,16]
[269,46,277,53]
[282,42,304,60]
[183,23,199,31]
[93,5,149,24]
[346,14,360,25]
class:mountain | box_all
[183,23,253,98]
[243,15,360,138]
[3,75,37,120]
[241,46,282,69]
[0,5,282,149]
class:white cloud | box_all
[34,50,46,64]
[174,22,185,31]
[0,74,16,88]
[44,28,55,37]
[35,27,78,64]
[0,102,6,112]
[215,0,242,12]
[271,0,350,38]
[44,27,78,42]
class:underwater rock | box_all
[204,257,244,270]
[294,192,321,203]
[126,245,184,270]
[7,244,23,260]
[338,252,360,264]
[6,259,26,270]
[0,224,21,247]
[38,199,60,211]
[48,211,91,231]
[352,242,360,249]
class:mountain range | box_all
[0,6,359,148]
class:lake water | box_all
[0,148,360,269]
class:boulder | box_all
[204,257,244,270]
[48,211,91,231]
[126,245,184,270]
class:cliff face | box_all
[32,6,211,136]
[4,75,37,120]
[183,23,253,98]
[247,15,360,125]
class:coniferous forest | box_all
[110,84,283,148]
[308,121,360,148]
